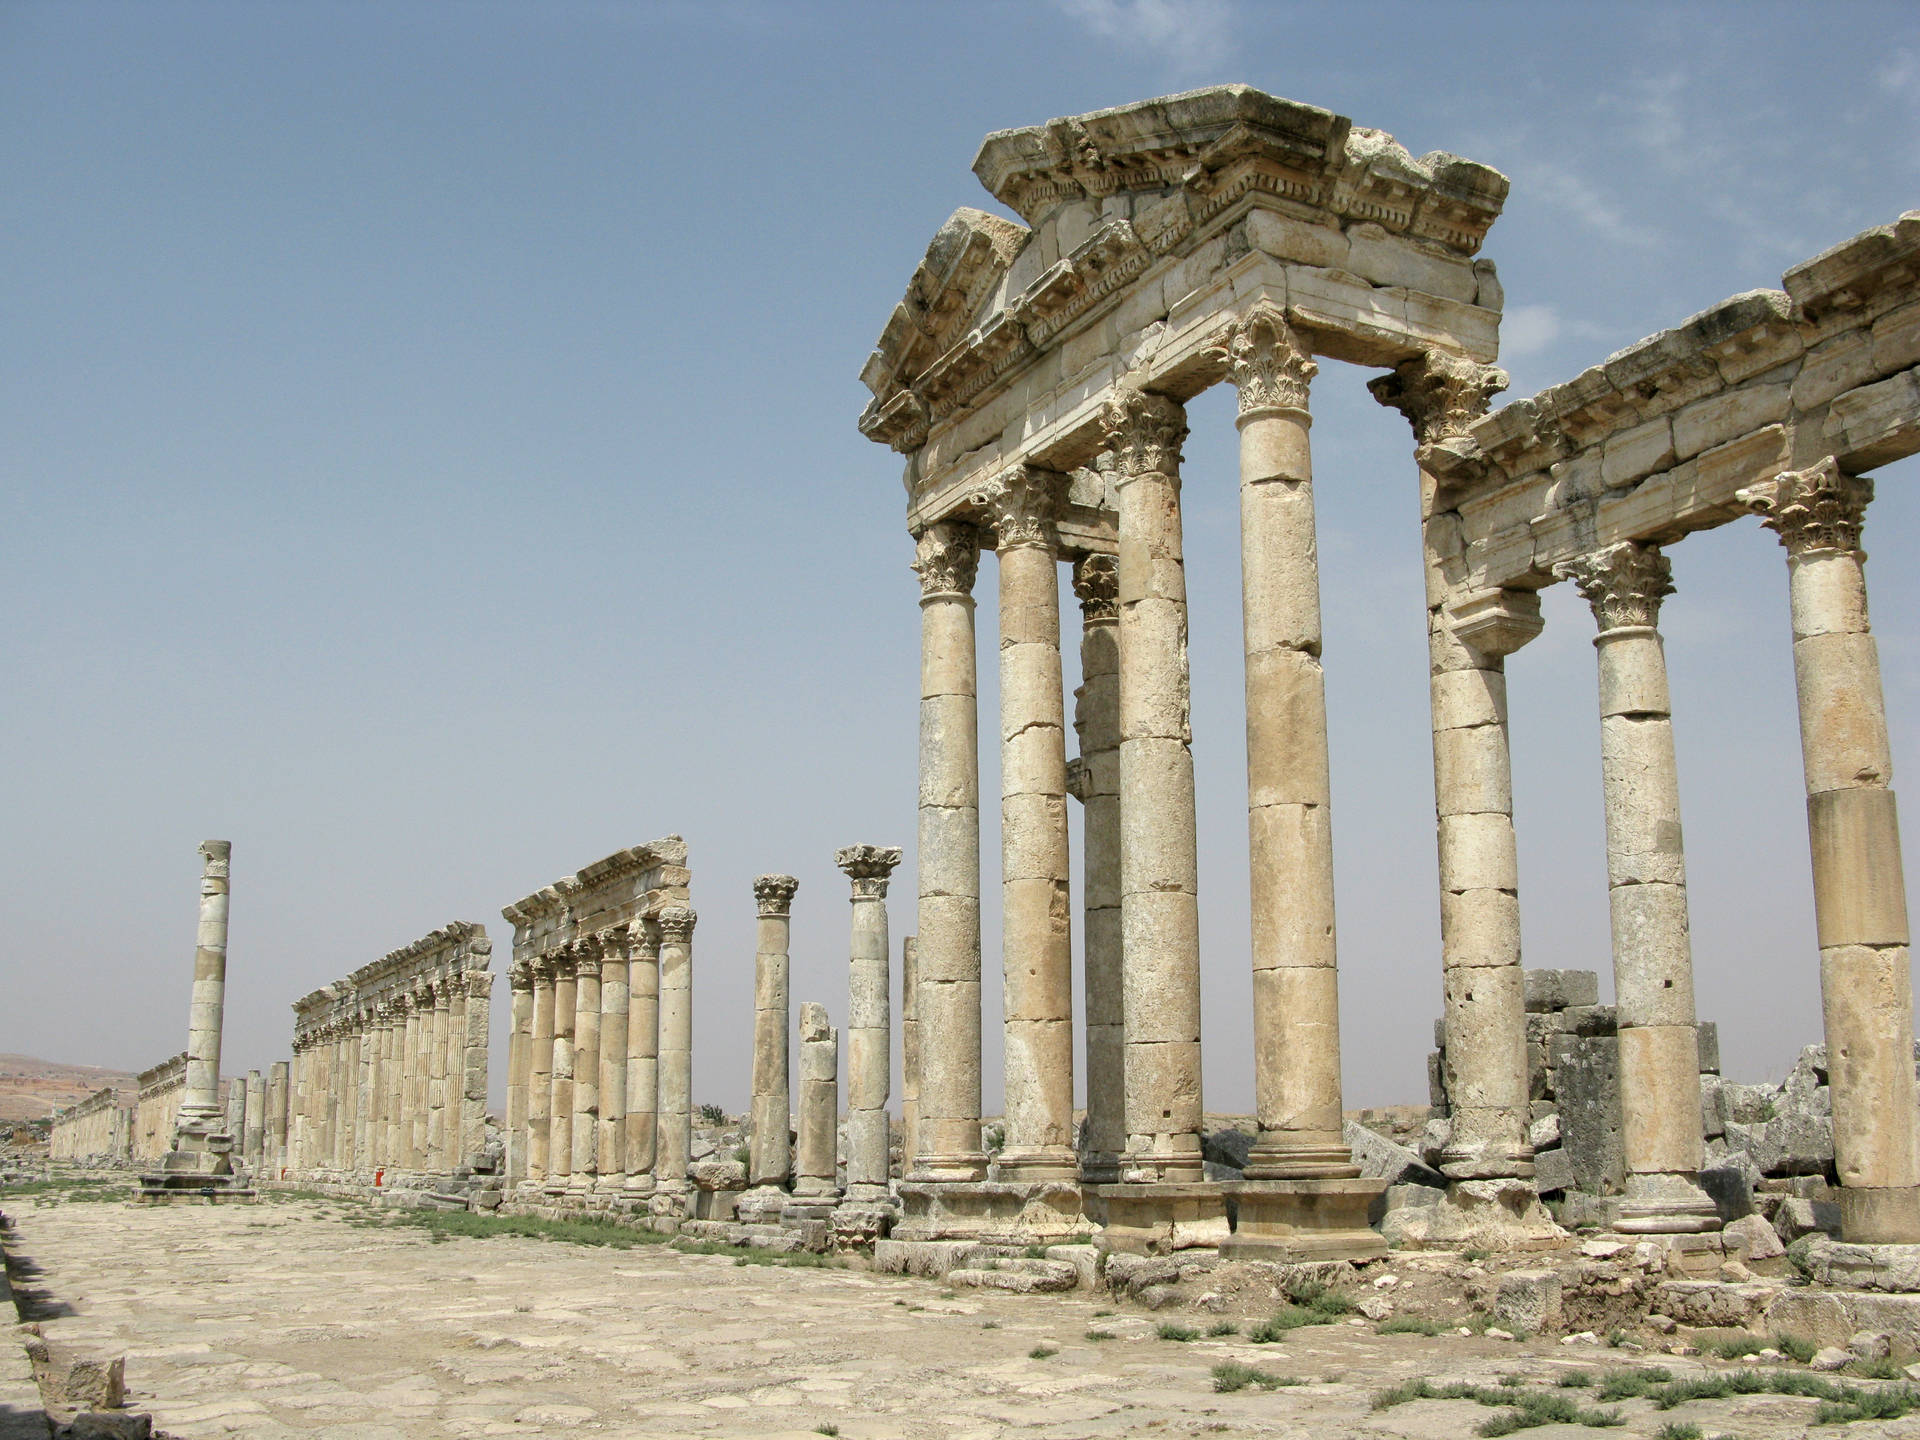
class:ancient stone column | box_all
[443,974,467,1172]
[507,961,533,1180]
[288,1042,307,1171]
[244,1070,266,1172]
[598,927,629,1186]
[411,981,434,1169]
[750,875,799,1189]
[911,519,987,1182]
[656,906,696,1197]
[267,1060,289,1175]
[355,1010,375,1170]
[1372,352,1534,1180]
[383,999,406,1169]
[794,1001,840,1197]
[461,966,492,1172]
[428,977,452,1170]
[571,934,603,1191]
[177,840,232,1137]
[336,1027,356,1170]
[625,923,661,1191]
[1559,541,1717,1232]
[1105,388,1204,1183]
[837,846,901,1199]
[226,1075,247,1160]
[356,1020,375,1171]
[549,949,577,1186]
[309,1035,330,1169]
[986,469,1078,1181]
[527,960,555,1181]
[1072,552,1122,1183]
[900,935,919,1175]
[1741,459,1920,1243]
[1216,308,1355,1179]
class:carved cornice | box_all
[1370,348,1508,448]
[984,466,1064,551]
[1072,552,1119,621]
[657,906,697,943]
[1100,388,1187,483]
[912,520,980,598]
[754,874,800,918]
[1213,303,1316,420]
[835,844,903,900]
[1555,541,1674,631]
[1738,457,1873,557]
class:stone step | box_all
[947,1258,1079,1294]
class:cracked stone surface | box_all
[11,1194,1920,1438]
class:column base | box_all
[1088,1182,1228,1255]
[907,1151,990,1184]
[832,1196,899,1248]
[1614,1173,1722,1235]
[1840,1187,1920,1245]
[893,1180,1089,1243]
[735,1186,790,1226]
[1242,1133,1363,1182]
[1219,1178,1388,1262]
[993,1147,1081,1183]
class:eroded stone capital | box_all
[657,905,697,943]
[1072,552,1118,621]
[508,959,533,992]
[835,844,903,900]
[754,873,800,917]
[1369,349,1509,446]
[1738,457,1874,557]
[912,520,981,598]
[1099,387,1187,483]
[983,466,1064,551]
[464,969,493,1001]
[198,839,232,878]
[630,922,662,961]
[1556,541,1674,631]
[1215,303,1317,419]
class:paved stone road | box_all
[10,1193,1920,1438]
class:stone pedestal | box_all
[891,1179,1089,1243]
[1219,1179,1388,1261]
[1088,1183,1227,1255]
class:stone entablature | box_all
[501,836,694,1212]
[861,85,1507,542]
[1434,212,1920,598]
[49,1086,130,1163]
[134,1054,187,1162]
[289,921,494,1185]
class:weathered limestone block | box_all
[1494,1270,1563,1334]
[1549,1030,1625,1196]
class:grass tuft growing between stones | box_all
[1212,1361,1310,1393]
[1377,1316,1443,1336]
[1369,1378,1625,1432]
[1028,1345,1058,1359]
[1654,1425,1702,1440]
[1156,1322,1199,1342]
[385,1208,669,1248]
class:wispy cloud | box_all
[1052,0,1233,81]
[1515,166,1660,250]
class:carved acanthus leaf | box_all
[1737,458,1873,557]
[1555,541,1673,631]
[911,520,980,598]
[1369,349,1508,446]
[657,905,697,943]
[753,873,800,917]
[1213,304,1317,417]
[1072,552,1118,620]
[835,845,903,899]
[1099,388,1187,481]
[983,466,1064,551]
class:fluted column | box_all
[548,949,577,1186]
[986,469,1078,1181]
[1558,541,1716,1231]
[1373,351,1535,1179]
[570,934,603,1190]
[1741,459,1919,1242]
[911,519,987,1182]
[461,966,492,1172]
[657,906,696,1196]
[1106,387,1204,1183]
[598,927,629,1187]
[178,840,232,1136]
[1070,552,1123,1183]
[507,961,533,1181]
[527,960,555,1181]
[794,1001,840,1198]
[750,875,799,1189]
[1215,308,1354,1179]
[428,976,452,1170]
[838,846,901,1199]
[900,935,920,1173]
[625,923,661,1191]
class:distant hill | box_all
[0,1054,138,1122]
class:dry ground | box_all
[6,1188,1920,1439]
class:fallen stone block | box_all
[1343,1121,1447,1191]
[1723,1212,1785,1261]
[1651,1279,1785,1329]
[1767,1288,1920,1352]
[1494,1270,1562,1335]
[948,1259,1079,1293]
[1806,1238,1920,1292]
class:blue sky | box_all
[3,1,1917,1117]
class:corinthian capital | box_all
[984,466,1064,551]
[1099,387,1186,482]
[1072,552,1118,621]
[753,873,799,918]
[465,969,493,1001]
[1214,304,1317,419]
[1369,349,1509,445]
[835,844,903,899]
[911,520,980,598]
[1737,457,1873,557]
[657,905,697,943]
[1555,541,1674,631]
[198,839,232,879]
